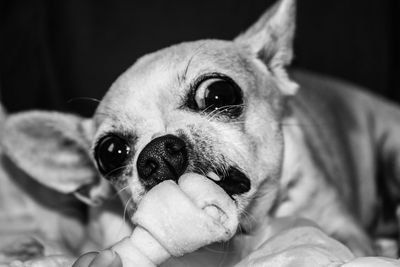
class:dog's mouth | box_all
[204,166,251,197]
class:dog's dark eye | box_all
[194,77,243,116]
[94,134,131,177]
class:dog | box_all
[2,0,400,265]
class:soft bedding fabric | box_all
[2,173,400,267]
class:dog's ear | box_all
[235,0,297,95]
[2,111,109,206]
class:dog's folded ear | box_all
[1,111,109,206]
[235,0,297,95]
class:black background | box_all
[1,0,399,117]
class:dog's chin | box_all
[204,166,251,197]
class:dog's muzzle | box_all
[136,134,251,196]
[137,134,189,189]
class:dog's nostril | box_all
[143,159,158,176]
[146,160,158,169]
[165,140,185,155]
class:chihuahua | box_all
[2,0,400,265]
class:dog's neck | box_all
[274,114,352,237]
[279,115,312,214]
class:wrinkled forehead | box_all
[95,40,254,123]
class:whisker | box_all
[225,121,246,125]
[200,105,219,116]
[67,97,102,104]
[181,43,207,83]
[113,185,130,198]
[236,220,248,237]
[205,106,227,120]
[113,197,134,239]
[192,166,207,177]
[205,104,245,121]
[244,209,259,228]
[122,197,133,223]
[105,164,131,177]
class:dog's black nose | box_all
[137,134,188,188]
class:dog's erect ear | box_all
[235,0,296,66]
[235,0,297,95]
[2,111,108,206]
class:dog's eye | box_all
[94,135,131,177]
[194,77,243,116]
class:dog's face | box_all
[2,0,297,232]
[92,40,285,222]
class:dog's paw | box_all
[72,250,122,267]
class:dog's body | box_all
[1,0,400,266]
[278,70,400,255]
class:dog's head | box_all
[2,0,297,232]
